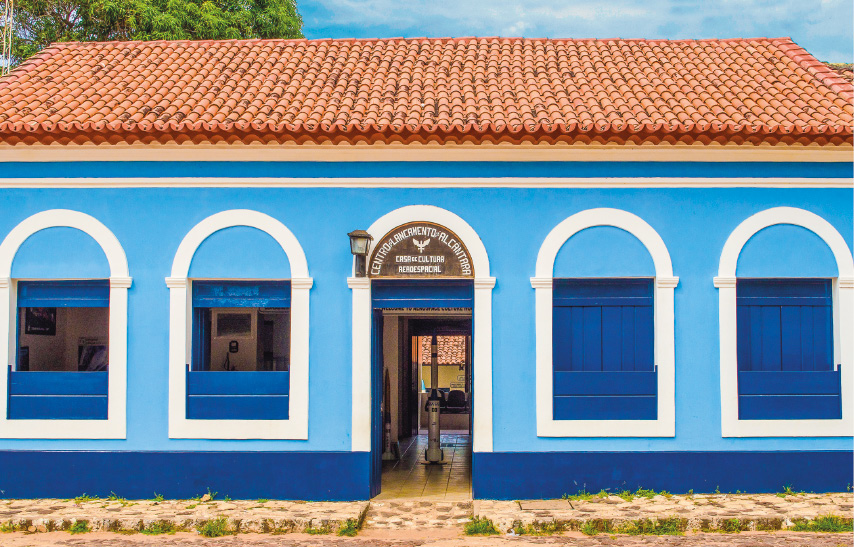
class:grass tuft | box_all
[615,517,686,536]
[304,522,332,535]
[337,518,360,537]
[464,516,499,536]
[73,494,98,504]
[792,515,853,533]
[197,517,232,538]
[141,521,176,535]
[777,484,805,498]
[580,519,613,536]
[718,518,750,533]
[68,520,90,534]
[516,521,563,535]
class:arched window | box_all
[532,209,678,437]
[166,210,311,440]
[715,207,853,437]
[0,210,131,439]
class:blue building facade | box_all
[0,38,852,500]
[0,160,850,499]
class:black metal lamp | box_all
[348,229,373,277]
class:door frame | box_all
[370,301,473,496]
[349,205,495,497]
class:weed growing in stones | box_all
[197,517,232,537]
[580,520,613,536]
[0,521,15,533]
[152,493,164,502]
[512,521,563,535]
[792,515,853,533]
[464,516,499,536]
[616,517,686,536]
[141,521,176,535]
[614,487,670,502]
[718,518,750,533]
[337,518,360,537]
[304,522,332,535]
[69,520,90,534]
[777,485,805,498]
[73,494,98,503]
[256,499,269,504]
[563,489,609,501]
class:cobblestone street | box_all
[0,530,851,546]
[0,492,850,545]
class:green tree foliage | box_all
[3,0,303,66]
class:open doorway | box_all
[373,310,473,500]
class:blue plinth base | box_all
[473,451,853,499]
[0,451,370,501]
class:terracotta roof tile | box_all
[0,37,851,146]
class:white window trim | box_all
[0,210,130,439]
[349,205,495,453]
[532,208,678,437]
[715,206,854,437]
[166,210,311,440]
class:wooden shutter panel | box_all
[736,278,840,420]
[552,278,656,420]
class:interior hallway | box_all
[374,433,471,500]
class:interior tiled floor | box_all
[374,432,472,500]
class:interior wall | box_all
[207,308,290,371]
[19,307,109,371]
[210,308,257,371]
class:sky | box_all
[299,0,853,62]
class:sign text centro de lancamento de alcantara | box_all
[369,222,474,278]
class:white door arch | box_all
[349,205,496,453]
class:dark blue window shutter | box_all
[552,278,656,420]
[17,280,109,307]
[736,278,839,419]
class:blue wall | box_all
[1,163,851,462]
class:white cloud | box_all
[302,0,852,60]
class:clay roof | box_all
[419,336,466,366]
[0,37,851,146]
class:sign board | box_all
[369,222,474,278]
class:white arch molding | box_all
[714,207,854,437]
[0,210,131,439]
[531,208,678,437]
[349,205,496,453]
[166,210,312,439]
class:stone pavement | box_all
[364,500,473,528]
[477,492,853,533]
[0,497,369,534]
[0,492,850,542]
[0,531,851,546]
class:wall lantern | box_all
[348,230,373,277]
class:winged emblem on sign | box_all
[413,238,430,253]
